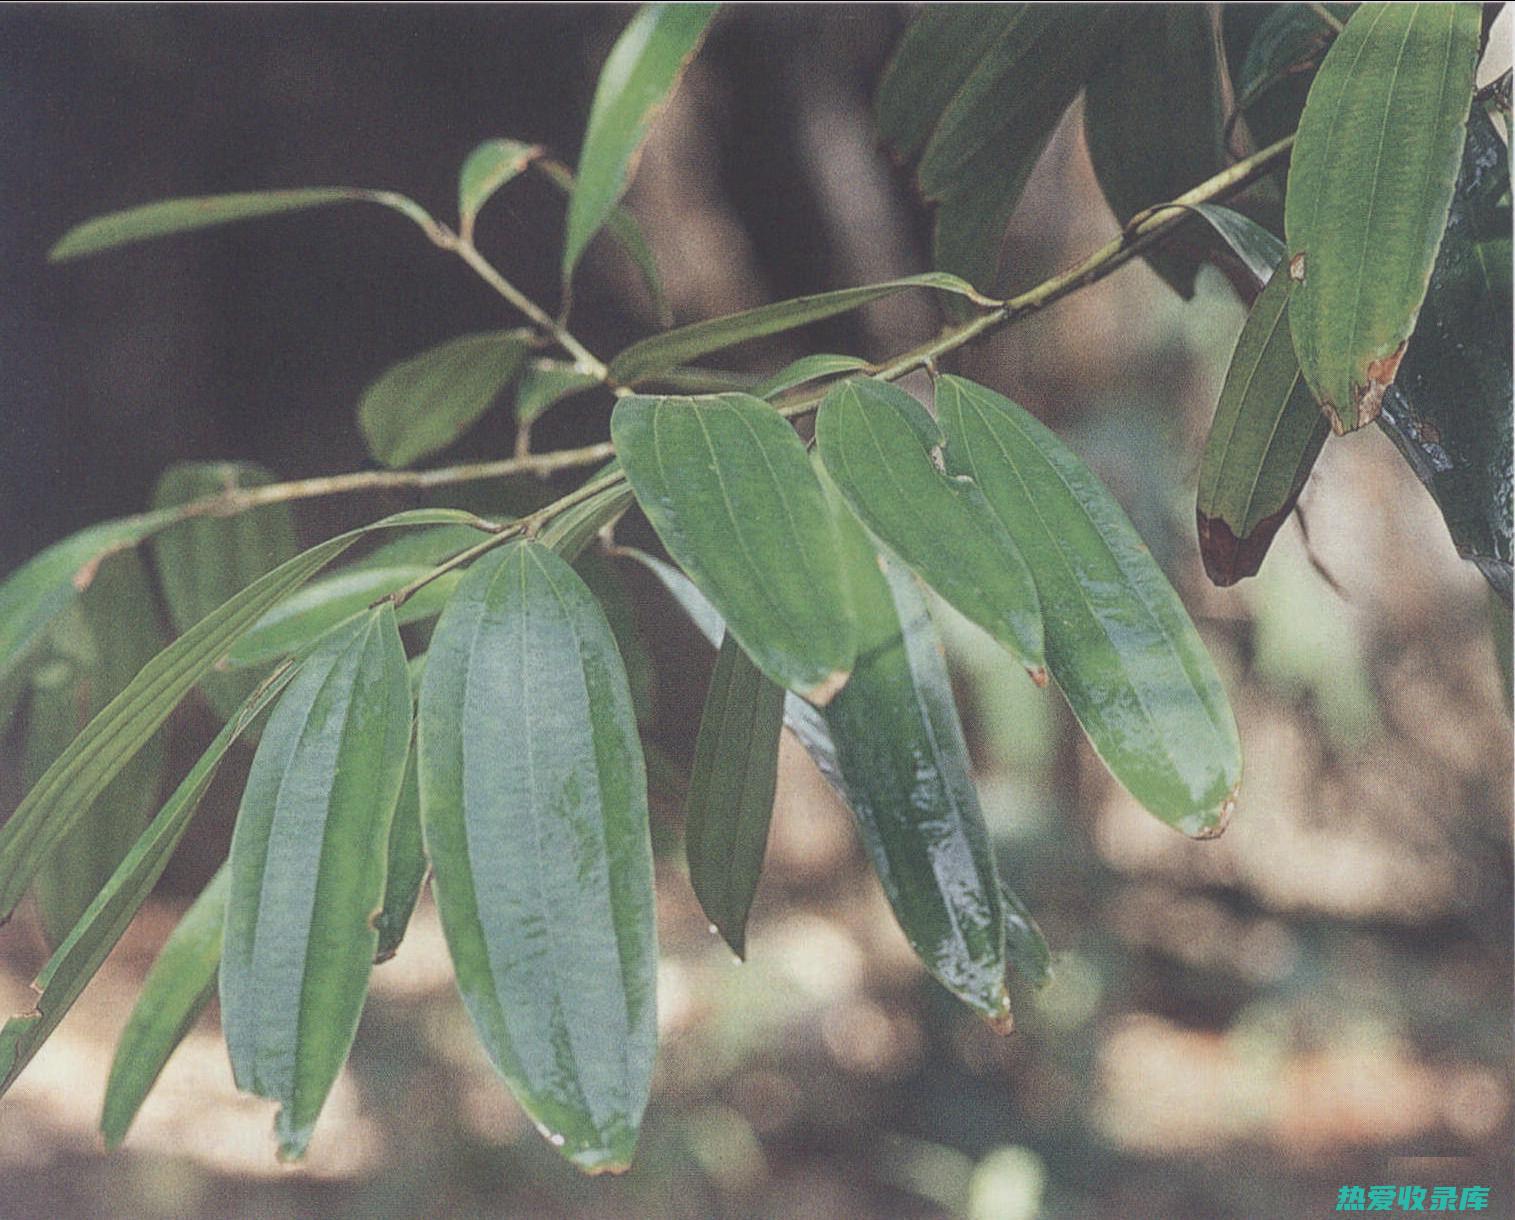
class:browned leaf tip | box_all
[1352,341,1408,428]
[1196,507,1293,587]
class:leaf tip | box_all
[1027,665,1049,689]
[1351,341,1407,428]
[1179,785,1239,841]
[805,668,851,706]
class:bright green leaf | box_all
[815,378,1043,674]
[358,331,532,469]
[458,139,540,242]
[684,631,784,959]
[937,375,1241,837]
[222,607,412,1160]
[1285,2,1482,432]
[562,3,718,287]
[611,394,855,701]
[418,542,657,1174]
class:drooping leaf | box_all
[358,331,533,469]
[222,607,412,1160]
[537,466,637,563]
[999,882,1053,990]
[458,139,541,242]
[374,734,425,965]
[562,3,718,287]
[606,274,987,386]
[684,631,784,958]
[0,509,485,922]
[31,552,169,946]
[1376,103,1512,601]
[1084,3,1229,297]
[48,188,437,262]
[0,659,303,1099]
[514,360,602,428]
[611,394,855,701]
[1285,2,1482,433]
[418,542,657,1173]
[1198,253,1330,586]
[100,866,229,1149]
[749,354,872,401]
[876,4,1134,289]
[1187,203,1288,298]
[1228,2,1351,153]
[937,375,1242,837]
[815,378,1043,674]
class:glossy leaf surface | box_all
[1285,2,1482,432]
[815,378,1043,673]
[1198,254,1330,586]
[562,3,717,285]
[936,375,1241,837]
[684,631,784,958]
[612,394,854,701]
[418,542,657,1173]
[222,608,412,1160]
[607,274,984,386]
[100,866,228,1148]
[358,331,531,468]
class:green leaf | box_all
[1229,3,1351,151]
[684,631,784,959]
[537,470,638,564]
[358,331,533,469]
[418,542,657,1173]
[31,552,169,946]
[1285,2,1482,433]
[1188,203,1287,296]
[222,607,412,1160]
[749,354,872,401]
[1198,253,1331,586]
[49,189,435,262]
[936,375,1242,837]
[374,735,425,965]
[514,359,602,428]
[458,139,540,242]
[574,549,655,725]
[0,509,484,923]
[815,378,1043,674]
[1376,103,1512,601]
[0,659,303,1099]
[1000,882,1052,990]
[100,865,228,1149]
[562,3,718,287]
[611,394,855,701]
[607,274,987,386]
[1084,4,1229,298]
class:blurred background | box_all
[1,6,1510,1218]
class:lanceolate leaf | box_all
[374,735,426,964]
[418,542,657,1173]
[1285,2,1482,433]
[562,3,718,287]
[1084,4,1229,297]
[1198,253,1330,586]
[749,354,872,401]
[1188,203,1288,298]
[1000,883,1053,990]
[0,509,484,922]
[1376,104,1513,601]
[684,631,785,959]
[0,659,303,1100]
[49,188,436,262]
[100,866,229,1149]
[537,466,637,563]
[458,138,541,242]
[937,375,1241,837]
[611,394,855,702]
[606,274,987,386]
[821,492,1010,1025]
[815,378,1043,675]
[222,607,412,1160]
[358,331,532,468]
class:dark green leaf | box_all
[1285,2,1482,432]
[611,394,855,701]
[607,274,987,386]
[815,378,1043,674]
[49,188,437,261]
[100,866,228,1149]
[374,736,425,965]
[1197,254,1331,585]
[536,464,636,563]
[684,631,784,959]
[0,660,303,1099]
[1376,104,1513,600]
[1000,882,1052,989]
[515,360,602,428]
[0,509,483,922]
[222,607,412,1160]
[1084,4,1229,297]
[1188,203,1287,297]
[458,139,540,242]
[1229,3,1351,151]
[937,375,1241,837]
[358,332,532,469]
[574,548,655,724]
[749,354,871,401]
[418,542,657,1173]
[562,3,718,286]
